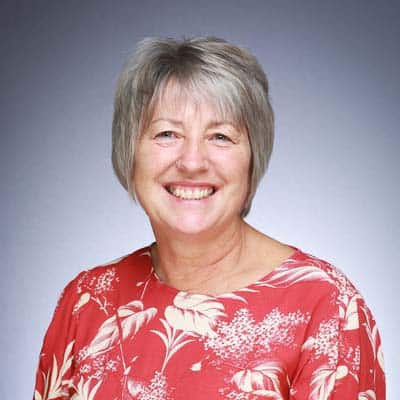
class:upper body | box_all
[34,37,385,399]
[34,246,385,399]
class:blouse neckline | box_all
[143,245,303,297]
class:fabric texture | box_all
[34,246,385,399]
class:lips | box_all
[165,185,216,200]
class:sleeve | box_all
[33,272,85,400]
[290,291,386,400]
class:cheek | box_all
[134,145,175,183]
[213,149,251,178]
[132,146,153,193]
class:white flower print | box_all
[205,308,256,365]
[164,292,226,337]
[76,268,120,315]
[302,319,339,368]
[340,344,360,376]
[205,308,310,367]
[105,359,118,371]
[73,268,119,315]
[77,268,119,296]
[257,308,311,352]
[323,265,358,307]
[127,371,170,400]
[34,340,74,400]
[77,354,121,383]
[79,364,91,374]
[231,361,288,399]
[223,391,251,400]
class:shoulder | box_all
[259,248,369,323]
[74,246,151,282]
[280,248,361,299]
[83,245,151,277]
[288,252,385,396]
[282,249,378,331]
[55,246,152,311]
[256,235,359,301]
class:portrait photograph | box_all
[1,1,398,399]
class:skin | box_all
[133,81,294,295]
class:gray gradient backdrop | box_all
[1,0,399,398]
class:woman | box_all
[34,37,385,399]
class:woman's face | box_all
[133,83,251,237]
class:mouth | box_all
[165,185,216,200]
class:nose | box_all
[175,137,209,173]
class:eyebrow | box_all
[150,118,237,129]
[150,118,183,126]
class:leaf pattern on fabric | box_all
[361,305,385,373]
[358,389,377,400]
[71,377,102,400]
[231,361,288,398]
[217,292,247,303]
[342,294,362,330]
[151,318,197,373]
[164,292,226,337]
[310,365,348,400]
[34,340,74,400]
[33,246,386,399]
[254,264,334,289]
[85,300,156,358]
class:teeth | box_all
[168,186,214,200]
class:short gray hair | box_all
[112,37,274,217]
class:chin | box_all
[169,215,216,236]
[165,208,242,238]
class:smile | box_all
[166,185,215,200]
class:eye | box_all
[154,131,177,140]
[210,133,233,144]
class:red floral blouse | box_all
[34,247,385,399]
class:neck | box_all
[151,218,250,293]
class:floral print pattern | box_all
[34,247,385,399]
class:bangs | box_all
[141,72,247,132]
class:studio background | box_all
[1,1,398,398]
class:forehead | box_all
[154,89,216,121]
[147,78,241,126]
